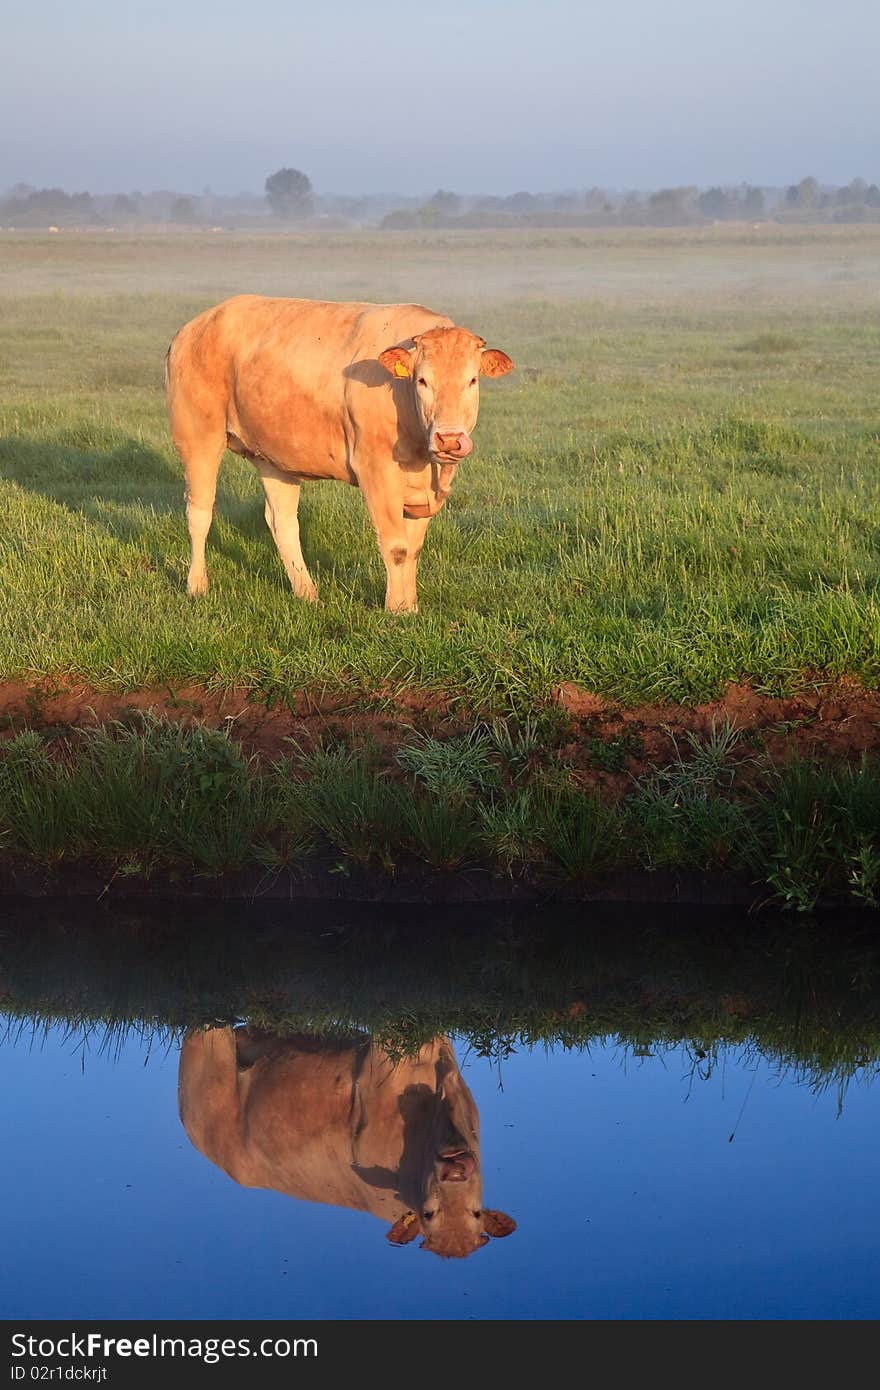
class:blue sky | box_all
[3,0,877,195]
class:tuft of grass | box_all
[748,756,880,913]
[283,742,406,871]
[76,716,278,872]
[659,717,746,792]
[0,731,77,862]
[0,718,284,873]
[478,788,540,875]
[629,779,755,872]
[394,730,499,797]
[402,794,484,872]
[530,783,623,881]
[484,715,545,780]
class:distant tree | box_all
[505,190,538,212]
[698,186,731,219]
[416,189,461,225]
[547,190,581,212]
[742,185,765,217]
[5,187,96,224]
[647,186,697,224]
[265,166,313,218]
[426,188,460,217]
[381,208,419,230]
[786,175,819,209]
[866,184,880,207]
[170,196,197,224]
[836,177,868,206]
[112,193,139,219]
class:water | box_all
[2,899,880,1320]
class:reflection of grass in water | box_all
[3,904,880,1098]
[0,1012,177,1067]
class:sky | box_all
[2,0,878,197]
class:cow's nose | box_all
[437,1149,476,1182]
[433,431,473,458]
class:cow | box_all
[164,295,514,612]
[178,1025,516,1259]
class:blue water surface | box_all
[2,1018,879,1320]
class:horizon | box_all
[3,175,869,203]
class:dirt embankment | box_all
[1,676,877,783]
[0,676,878,908]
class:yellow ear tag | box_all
[393,361,410,378]
[402,1211,417,1227]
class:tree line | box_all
[2,167,878,229]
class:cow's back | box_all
[178,1027,447,1220]
[166,295,451,480]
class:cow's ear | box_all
[480,348,514,378]
[378,346,414,379]
[387,1212,421,1245]
[482,1210,516,1239]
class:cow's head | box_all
[378,325,514,465]
[386,1041,516,1259]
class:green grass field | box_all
[2,224,879,710]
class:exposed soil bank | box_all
[2,675,878,783]
[1,676,878,912]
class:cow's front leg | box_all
[401,513,431,612]
[358,470,418,612]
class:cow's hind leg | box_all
[257,460,318,601]
[167,386,225,595]
[177,438,225,596]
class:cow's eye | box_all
[423,1210,435,1221]
[472,1210,482,1219]
[417,376,428,387]
[469,377,477,387]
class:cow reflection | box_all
[178,1027,516,1259]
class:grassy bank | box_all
[1,225,879,710]
[1,715,878,911]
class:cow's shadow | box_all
[0,433,371,599]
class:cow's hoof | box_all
[187,574,208,597]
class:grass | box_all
[1,715,878,911]
[1,225,879,711]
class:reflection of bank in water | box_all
[178,1027,516,1260]
[5,903,880,1099]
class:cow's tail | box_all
[163,335,175,393]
